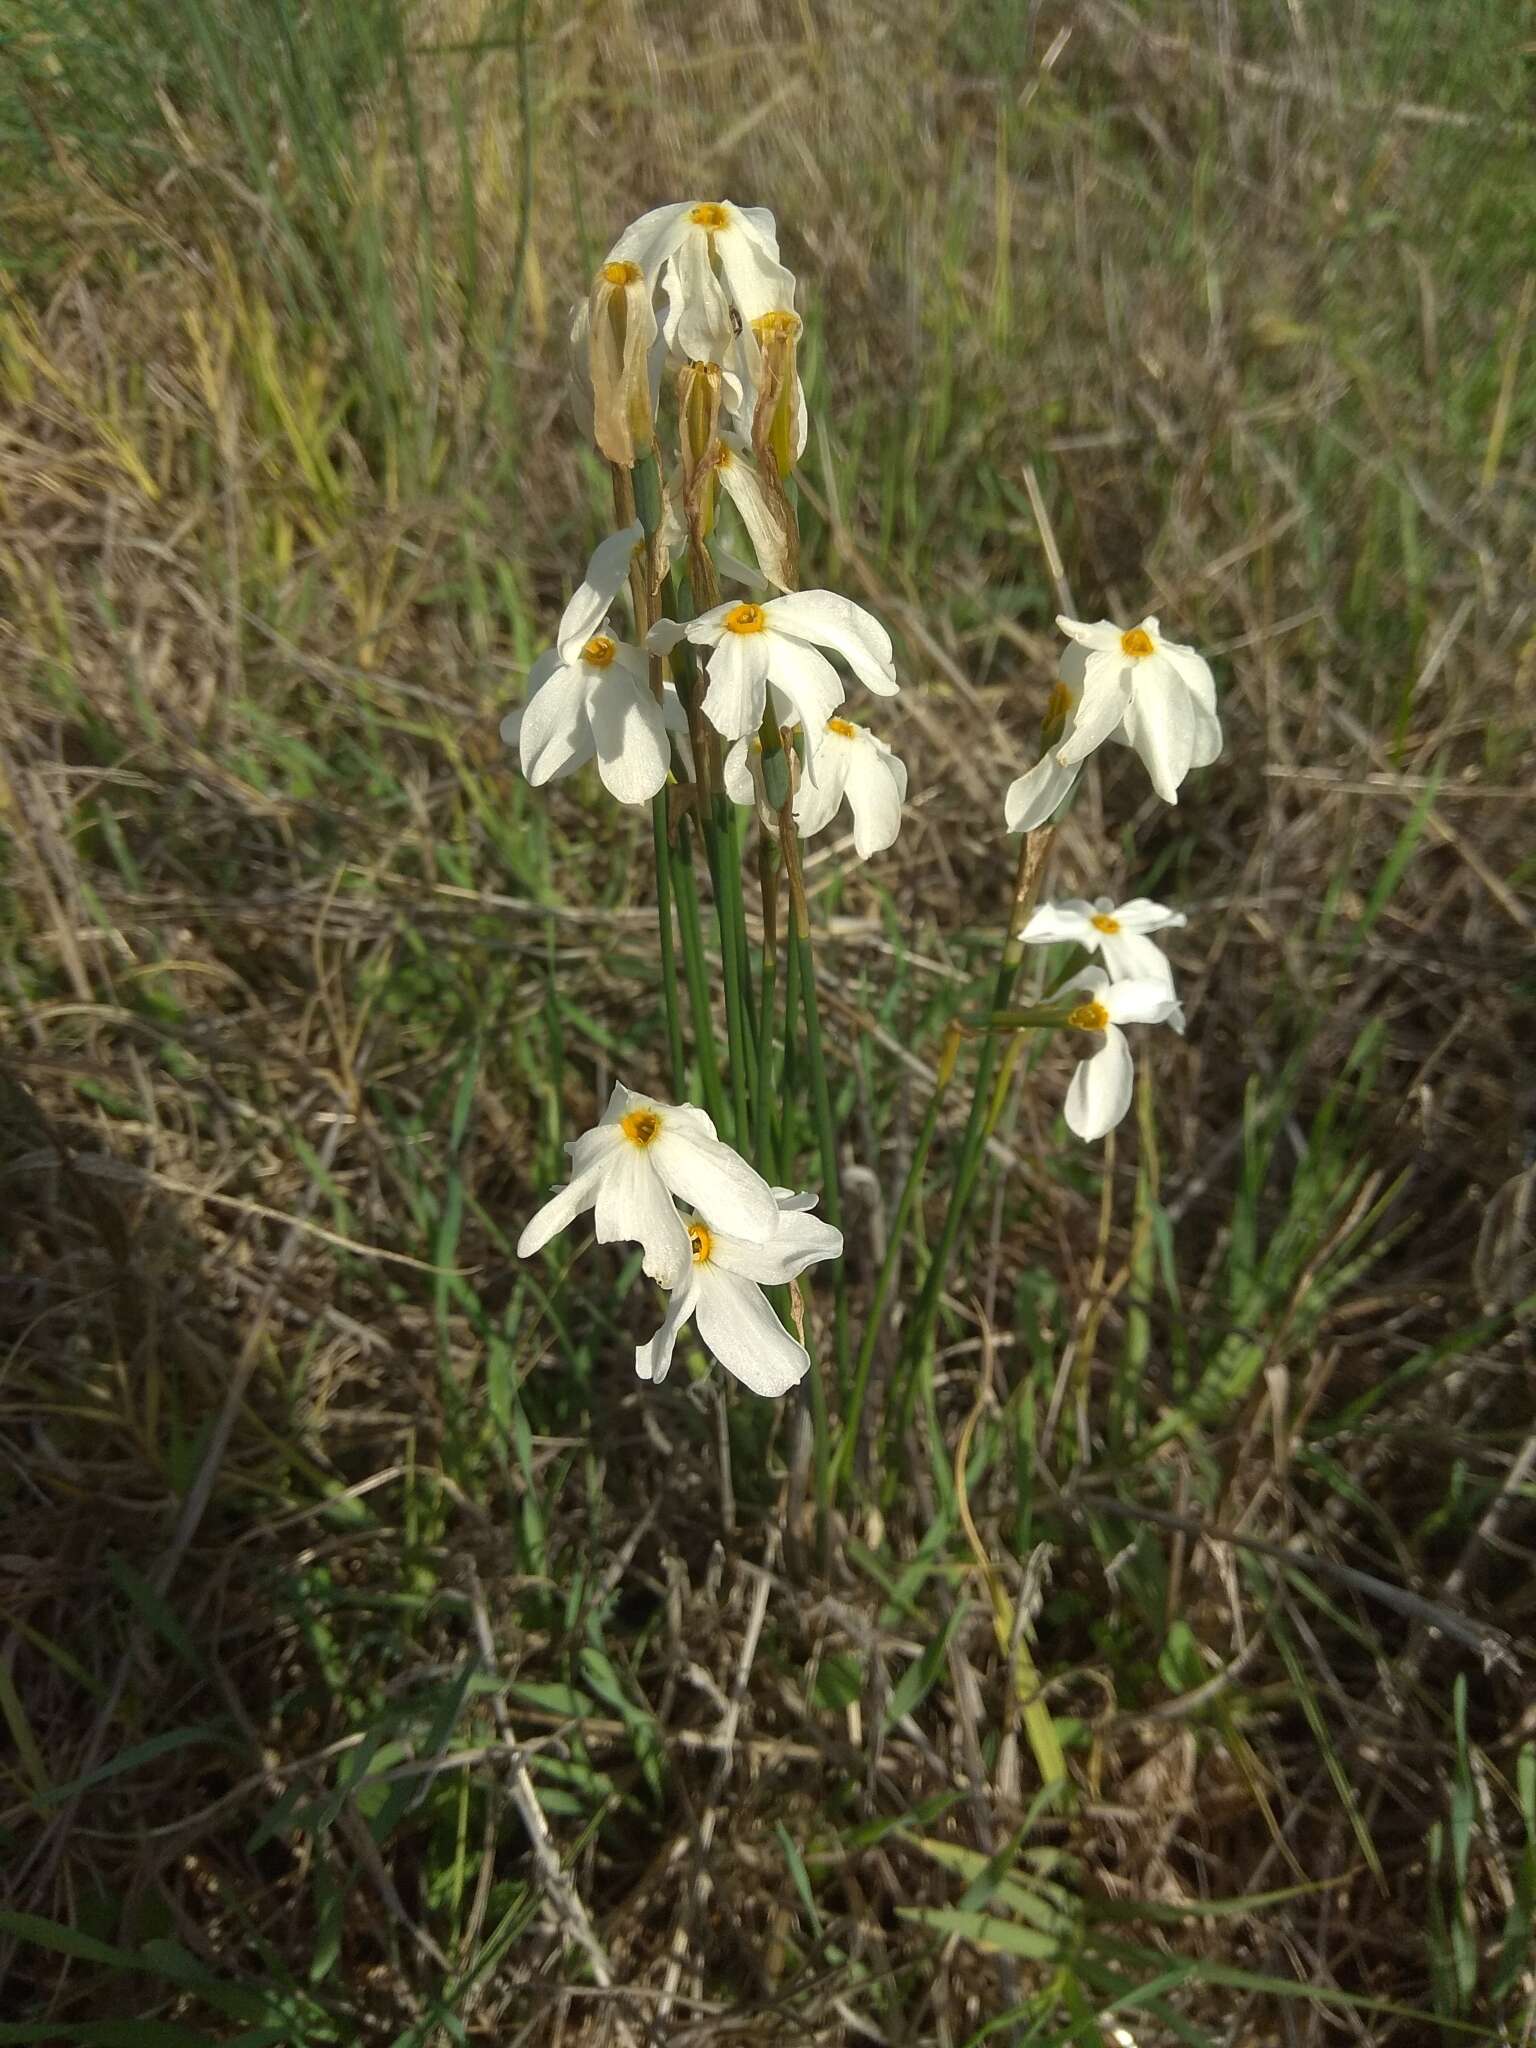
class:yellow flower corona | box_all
[1120,627,1155,658]
[581,635,618,669]
[1067,999,1111,1032]
[687,1223,713,1265]
[723,602,768,636]
[1090,912,1121,934]
[620,1108,662,1147]
[688,202,731,230]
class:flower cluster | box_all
[503,198,910,863]
[519,1086,840,1395]
[508,194,1229,1407]
[1003,612,1219,1138]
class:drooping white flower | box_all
[1003,642,1088,833]
[517,1085,780,1286]
[1057,967,1181,1142]
[635,1191,842,1397]
[650,591,897,743]
[1055,615,1222,805]
[795,716,908,857]
[499,525,674,804]
[1020,894,1185,994]
[603,201,806,458]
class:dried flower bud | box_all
[677,359,723,537]
[588,260,656,468]
[749,309,803,481]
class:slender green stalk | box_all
[832,1022,962,1496]
[671,821,728,1131]
[711,794,753,1147]
[754,839,780,1172]
[777,902,801,1176]
[652,795,686,1098]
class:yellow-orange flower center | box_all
[751,309,801,342]
[620,1108,662,1147]
[723,602,767,636]
[600,260,642,287]
[1090,913,1121,935]
[689,202,730,230]
[582,634,618,669]
[1067,999,1111,1032]
[1120,627,1155,659]
[826,717,857,738]
[688,1222,713,1264]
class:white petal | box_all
[635,1272,699,1384]
[764,591,897,696]
[650,1124,780,1242]
[1055,616,1123,651]
[519,664,592,785]
[500,646,563,748]
[722,737,758,806]
[842,736,904,857]
[1111,898,1186,933]
[1098,930,1177,989]
[593,1146,689,1286]
[714,222,797,328]
[1019,901,1097,946]
[1065,1027,1134,1141]
[647,617,690,656]
[1160,638,1218,716]
[763,634,845,735]
[708,1201,843,1284]
[729,205,782,259]
[1190,699,1224,768]
[793,731,852,838]
[604,202,693,281]
[1004,753,1079,832]
[1101,977,1181,1026]
[1055,653,1133,766]
[716,439,793,590]
[1068,964,1111,1000]
[586,667,671,804]
[557,524,644,664]
[661,230,735,364]
[701,631,772,739]
[516,1161,605,1258]
[1127,662,1197,804]
[692,1265,809,1396]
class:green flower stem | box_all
[777,905,801,1177]
[754,837,780,1172]
[711,793,754,1148]
[888,828,1055,1451]
[671,816,728,1133]
[652,795,686,1099]
[832,1020,963,1497]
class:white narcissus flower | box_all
[1058,967,1181,1142]
[796,717,908,857]
[1055,614,1222,805]
[1020,894,1186,994]
[636,1191,842,1397]
[517,1085,780,1287]
[1004,642,1088,833]
[650,591,897,743]
[500,525,673,805]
